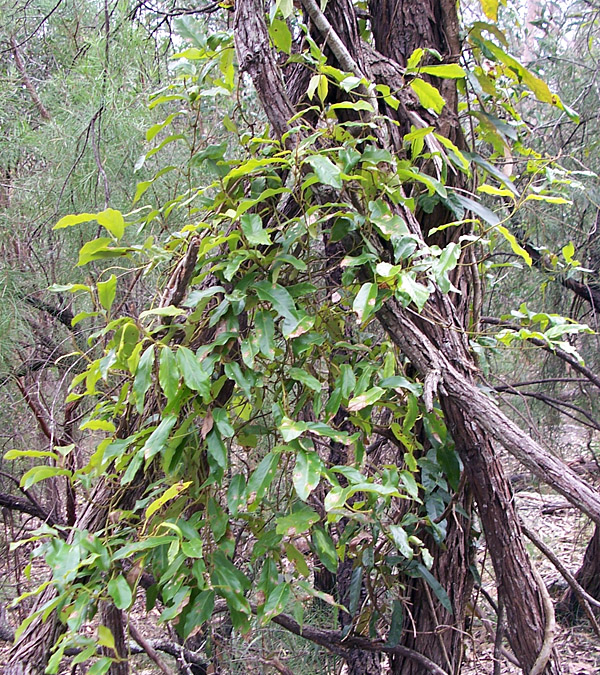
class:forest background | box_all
[2,1,600,674]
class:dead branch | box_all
[10,36,51,121]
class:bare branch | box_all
[10,36,51,121]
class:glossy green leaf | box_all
[276,505,319,535]
[416,563,453,614]
[240,213,271,245]
[347,386,384,412]
[389,525,413,559]
[96,208,126,239]
[415,64,466,78]
[213,408,235,438]
[410,78,445,113]
[206,428,227,470]
[159,348,180,402]
[97,275,117,312]
[77,238,128,266]
[177,347,211,398]
[386,600,404,647]
[107,575,133,610]
[289,367,321,392]
[293,449,323,501]
[306,155,343,189]
[255,310,275,359]
[143,415,177,461]
[280,416,308,442]
[21,465,71,491]
[497,225,532,266]
[397,274,430,311]
[269,18,292,54]
[145,481,192,520]
[312,527,338,573]
[247,451,280,507]
[352,282,377,324]
[133,345,154,413]
[262,583,291,624]
[182,590,215,638]
[228,474,247,515]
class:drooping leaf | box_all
[352,282,378,324]
[97,275,117,312]
[306,154,343,189]
[107,575,133,610]
[177,347,211,398]
[159,348,180,402]
[293,450,323,501]
[410,78,445,113]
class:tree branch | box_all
[10,36,51,121]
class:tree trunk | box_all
[100,603,129,675]
[558,524,600,619]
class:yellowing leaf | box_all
[410,78,445,113]
[145,481,192,520]
[479,0,498,21]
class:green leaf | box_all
[207,428,228,470]
[213,408,235,438]
[389,525,413,560]
[386,600,404,647]
[380,376,423,397]
[280,416,308,442]
[54,212,97,229]
[255,310,275,359]
[293,450,323,501]
[276,505,319,536]
[133,345,154,414]
[145,481,192,520]
[177,347,211,398]
[414,64,466,78]
[97,625,115,650]
[347,386,385,412]
[416,563,453,614]
[255,281,304,338]
[97,275,117,312]
[410,78,445,113]
[284,542,310,577]
[224,362,253,400]
[77,238,128,266]
[497,226,532,266]
[4,449,58,461]
[397,274,431,311]
[269,18,292,54]
[87,657,112,675]
[289,367,321,392]
[107,575,133,610]
[247,451,280,507]
[306,155,343,189]
[453,193,500,227]
[352,282,378,324]
[159,348,180,402]
[228,474,247,515]
[183,590,215,638]
[312,527,338,573]
[21,466,71,491]
[143,415,177,461]
[96,208,125,239]
[240,213,271,245]
[262,583,291,624]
